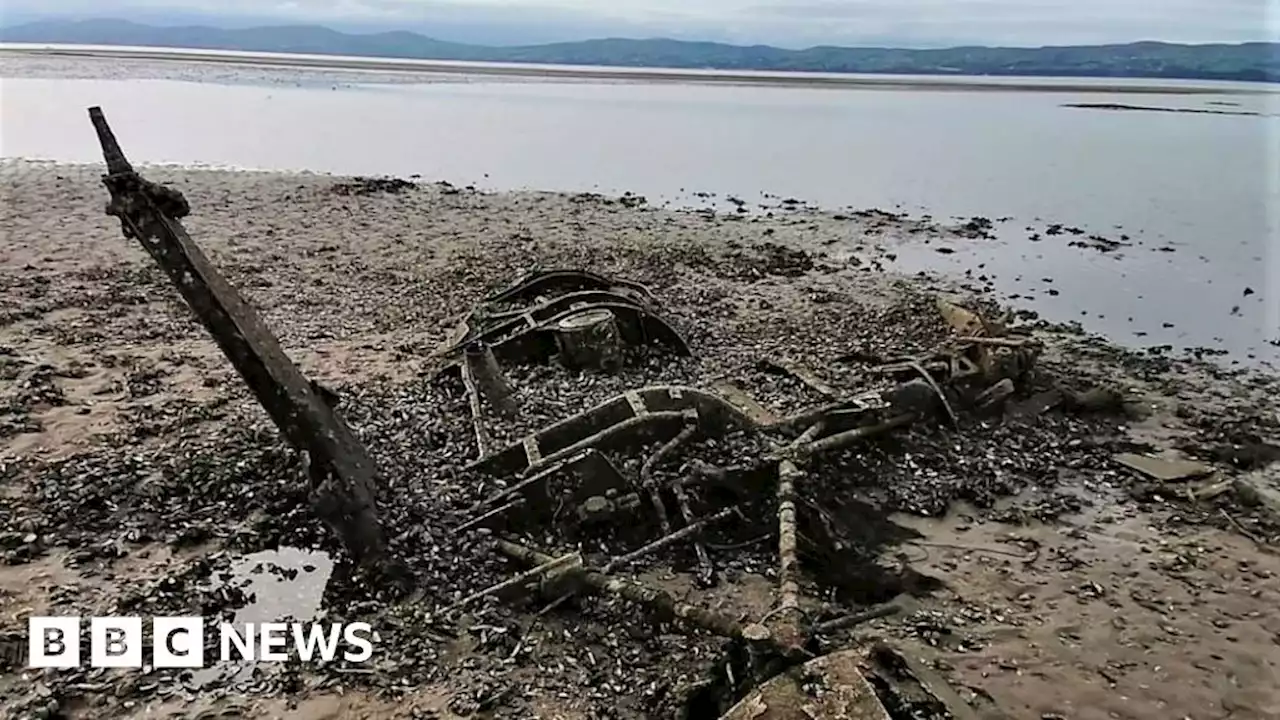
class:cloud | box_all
[4,0,1278,47]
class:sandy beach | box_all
[1,160,1278,719]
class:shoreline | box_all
[2,44,1275,94]
[2,159,1278,720]
[2,157,1270,371]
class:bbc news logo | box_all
[27,617,374,668]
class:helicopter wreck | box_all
[72,105,1185,720]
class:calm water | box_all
[2,52,1278,367]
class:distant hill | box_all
[3,19,1277,82]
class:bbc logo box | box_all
[28,616,375,668]
[28,617,205,669]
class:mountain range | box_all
[2,19,1277,83]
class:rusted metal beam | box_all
[470,386,756,476]
[497,539,806,661]
[87,107,409,589]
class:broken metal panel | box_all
[461,450,629,533]
[87,107,403,585]
[866,644,1000,720]
[759,357,841,399]
[1114,453,1212,482]
[711,379,781,426]
[467,451,591,514]
[536,395,636,456]
[561,445,629,501]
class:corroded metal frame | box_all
[87,107,406,586]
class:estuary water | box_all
[1,47,1277,366]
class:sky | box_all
[2,0,1278,48]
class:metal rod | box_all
[461,356,491,459]
[773,421,825,648]
[497,539,805,660]
[603,506,735,573]
[454,498,525,534]
[812,603,901,635]
[639,423,697,534]
[86,107,404,585]
[89,106,133,174]
[957,336,1036,347]
[803,413,915,456]
[467,452,582,514]
[441,552,581,616]
[527,409,694,475]
[904,359,958,425]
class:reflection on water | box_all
[1,54,1276,366]
[888,221,1276,368]
[188,547,333,689]
[231,547,333,625]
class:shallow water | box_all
[1,53,1277,366]
[188,547,333,687]
[230,547,333,624]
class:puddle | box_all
[187,547,333,689]
[229,547,333,625]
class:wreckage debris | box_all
[719,648,891,720]
[63,196,1067,716]
[330,176,416,195]
[554,307,625,372]
[485,268,658,307]
[469,386,756,477]
[866,644,995,720]
[1114,453,1213,483]
[437,288,1054,717]
[496,539,806,660]
[87,107,409,589]
[433,273,691,376]
[67,128,1197,717]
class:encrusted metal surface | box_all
[720,649,893,720]
[87,107,404,585]
[469,385,758,477]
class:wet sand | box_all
[1,161,1278,720]
[2,44,1274,94]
